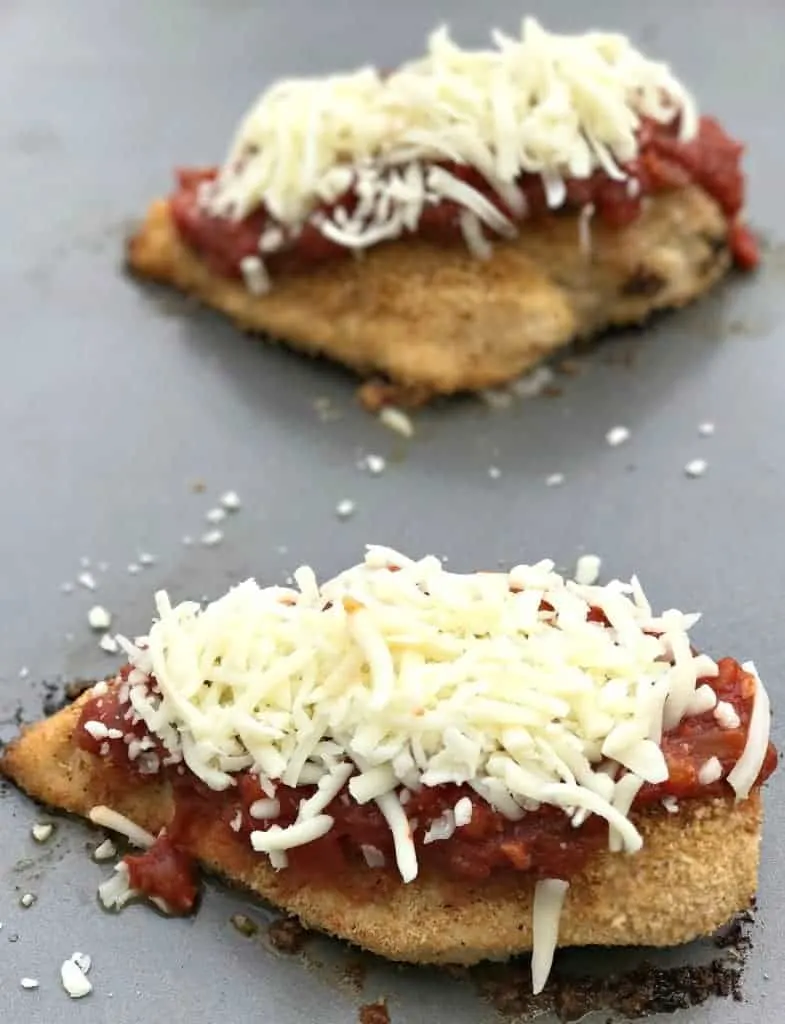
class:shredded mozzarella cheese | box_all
[208,19,697,268]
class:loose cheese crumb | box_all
[201,529,224,547]
[206,507,227,524]
[99,633,119,654]
[87,605,112,631]
[60,956,92,999]
[336,499,356,519]
[574,554,601,586]
[685,458,708,478]
[20,893,36,908]
[209,19,696,270]
[77,571,97,591]
[20,978,39,990]
[31,822,54,843]
[379,407,414,438]
[221,490,242,511]
[545,472,564,487]
[698,421,716,437]
[92,838,117,862]
[605,425,630,447]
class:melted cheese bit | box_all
[208,19,697,265]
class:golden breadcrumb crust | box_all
[1,692,761,964]
[127,186,731,399]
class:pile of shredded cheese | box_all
[204,17,698,279]
[103,545,769,993]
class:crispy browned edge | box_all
[1,691,761,964]
[126,185,731,399]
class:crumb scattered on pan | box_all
[20,977,39,990]
[138,551,156,567]
[19,666,29,680]
[92,838,117,862]
[60,582,74,594]
[574,554,601,586]
[87,605,112,631]
[341,958,367,994]
[358,998,390,1024]
[685,458,708,478]
[361,454,386,475]
[77,571,97,591]
[267,916,309,954]
[201,529,224,547]
[19,893,36,908]
[605,425,631,447]
[220,490,242,511]
[488,465,501,479]
[127,562,141,574]
[357,379,430,412]
[31,822,54,843]
[206,507,227,524]
[99,634,119,655]
[191,479,206,493]
[230,913,259,938]
[379,407,414,438]
[60,952,92,999]
[699,421,716,437]
[546,472,565,487]
[336,499,356,519]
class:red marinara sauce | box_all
[169,115,759,279]
[76,655,776,906]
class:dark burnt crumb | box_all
[358,998,390,1024]
[556,358,583,376]
[230,913,259,938]
[542,384,564,398]
[472,913,754,1022]
[268,915,309,954]
[41,678,92,717]
[191,479,207,493]
[714,908,754,953]
[342,958,367,994]
[619,266,666,298]
[356,377,431,412]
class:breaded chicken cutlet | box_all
[127,19,758,404]
[2,546,776,994]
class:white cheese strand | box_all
[727,661,771,800]
[531,879,569,995]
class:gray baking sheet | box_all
[1,1,783,1021]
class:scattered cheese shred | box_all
[88,806,155,849]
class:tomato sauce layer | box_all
[76,656,776,910]
[169,115,758,279]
